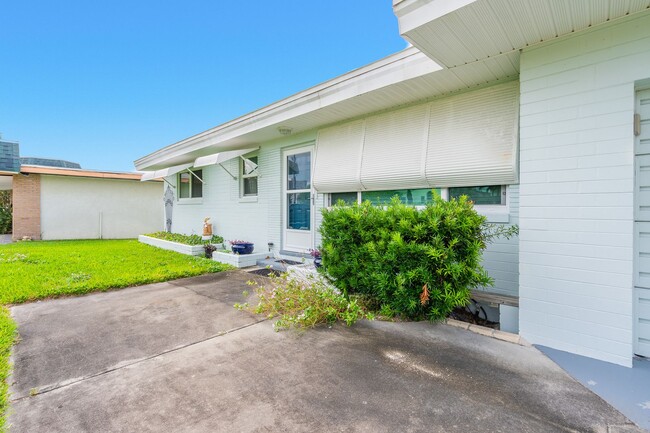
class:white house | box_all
[136,0,650,368]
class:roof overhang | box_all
[394,0,650,68]
[20,165,147,181]
[135,44,521,171]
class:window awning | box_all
[140,162,193,182]
[193,148,259,168]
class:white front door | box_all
[634,88,650,357]
[283,146,314,253]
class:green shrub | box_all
[0,191,11,235]
[145,231,224,245]
[319,194,516,321]
[236,272,367,330]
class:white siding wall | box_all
[40,175,163,240]
[169,132,318,256]
[480,185,519,297]
[169,127,518,295]
[519,12,650,367]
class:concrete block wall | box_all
[518,12,650,367]
[169,131,318,256]
[479,184,520,297]
[39,176,163,240]
[12,173,41,240]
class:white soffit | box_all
[396,0,650,68]
[193,148,259,168]
[140,162,193,181]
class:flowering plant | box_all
[229,239,252,245]
[309,248,321,258]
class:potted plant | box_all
[204,243,217,258]
[229,239,254,255]
[310,248,322,268]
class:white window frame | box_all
[177,169,204,204]
[448,185,508,220]
[239,153,259,202]
[327,186,510,223]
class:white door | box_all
[634,88,650,357]
[283,146,314,253]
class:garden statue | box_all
[202,217,213,237]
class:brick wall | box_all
[12,173,41,240]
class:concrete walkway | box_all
[539,345,650,431]
[0,234,11,244]
[9,271,644,432]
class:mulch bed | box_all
[449,304,500,329]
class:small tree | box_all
[319,194,517,321]
[0,191,11,234]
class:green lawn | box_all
[0,239,233,430]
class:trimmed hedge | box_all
[145,231,224,245]
[319,194,511,321]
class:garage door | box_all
[634,88,650,357]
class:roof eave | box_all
[20,165,147,181]
[394,0,650,68]
[134,47,441,171]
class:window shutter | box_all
[313,120,364,193]
[360,104,430,190]
[425,81,519,187]
[311,81,519,193]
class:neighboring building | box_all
[0,141,163,240]
[135,1,650,368]
[0,140,20,175]
[19,157,81,169]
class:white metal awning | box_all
[193,148,258,168]
[140,162,193,181]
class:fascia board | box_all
[394,0,476,33]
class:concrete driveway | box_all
[9,271,643,432]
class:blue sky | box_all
[0,1,406,171]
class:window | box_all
[330,192,358,206]
[362,188,439,206]
[329,186,507,208]
[329,189,440,206]
[241,155,258,197]
[178,169,203,199]
[449,185,505,205]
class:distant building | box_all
[0,140,163,240]
[0,140,20,174]
[19,157,81,169]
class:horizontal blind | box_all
[313,120,364,193]
[425,81,519,187]
[360,104,430,191]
